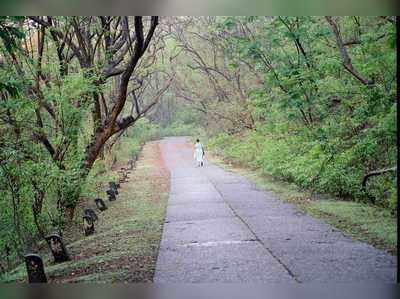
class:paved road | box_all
[154,137,396,282]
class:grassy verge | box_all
[208,153,397,256]
[2,141,170,283]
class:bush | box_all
[209,127,397,212]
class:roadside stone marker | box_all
[84,208,98,221]
[128,159,134,170]
[94,198,107,211]
[106,189,116,201]
[119,168,129,181]
[118,171,126,183]
[83,215,95,236]
[25,254,47,283]
[109,182,118,195]
[45,234,70,263]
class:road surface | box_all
[154,137,396,282]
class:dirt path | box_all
[155,137,396,282]
[57,141,170,282]
[4,141,170,283]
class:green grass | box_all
[1,141,169,283]
[209,152,397,255]
[305,201,396,254]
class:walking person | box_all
[194,138,205,167]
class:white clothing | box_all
[194,142,204,164]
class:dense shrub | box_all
[209,127,397,212]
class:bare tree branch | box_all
[326,16,374,87]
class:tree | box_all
[0,16,173,258]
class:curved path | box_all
[155,137,396,282]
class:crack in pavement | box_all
[155,137,396,283]
[180,240,258,247]
[207,175,301,283]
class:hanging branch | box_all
[362,166,397,190]
[361,166,397,204]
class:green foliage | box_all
[306,201,397,253]
[0,40,100,266]
[204,16,396,212]
[129,118,162,143]
[0,15,396,275]
[209,123,397,212]
[0,17,25,53]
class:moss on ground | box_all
[305,201,396,255]
[2,141,169,283]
